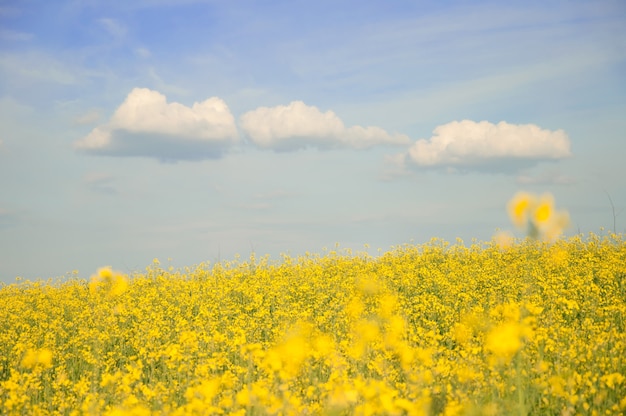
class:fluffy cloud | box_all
[405,120,571,170]
[239,101,410,151]
[74,88,239,161]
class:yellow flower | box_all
[507,191,536,228]
[485,322,522,362]
[194,379,220,402]
[327,386,359,409]
[543,210,570,242]
[89,266,129,297]
[236,388,251,406]
[533,193,555,226]
[601,372,625,389]
[21,348,53,370]
[313,334,335,358]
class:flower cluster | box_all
[1,232,625,415]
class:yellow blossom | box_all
[533,193,555,225]
[485,322,522,361]
[507,191,536,228]
[21,348,53,369]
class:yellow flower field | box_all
[1,233,625,415]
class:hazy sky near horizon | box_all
[1,0,625,282]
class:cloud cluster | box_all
[240,101,410,150]
[75,88,239,161]
[405,120,571,169]
[74,89,573,174]
[74,90,409,161]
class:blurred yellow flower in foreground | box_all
[89,266,129,297]
[506,191,570,241]
[533,193,554,225]
[21,348,53,370]
[485,322,522,363]
[508,191,536,228]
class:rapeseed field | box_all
[1,195,625,415]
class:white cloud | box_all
[74,88,239,161]
[239,101,410,151]
[404,120,572,170]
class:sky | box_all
[1,0,625,282]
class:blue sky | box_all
[1,0,625,282]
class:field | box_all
[1,231,625,415]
